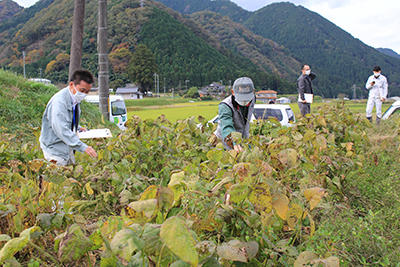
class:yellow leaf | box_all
[287,203,303,229]
[127,199,158,222]
[278,149,298,168]
[272,194,289,220]
[316,135,327,150]
[168,171,185,187]
[304,187,326,210]
[294,251,318,267]
[140,185,158,200]
[160,217,198,266]
[249,183,272,214]
[85,182,94,195]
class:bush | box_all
[184,86,199,98]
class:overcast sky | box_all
[13,0,400,54]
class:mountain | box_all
[190,11,301,80]
[157,0,400,98]
[0,0,54,39]
[377,48,400,60]
[0,0,293,92]
[156,0,251,23]
[243,2,400,97]
[0,0,22,22]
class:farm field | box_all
[1,71,400,266]
[127,98,392,121]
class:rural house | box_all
[116,84,144,100]
[256,90,278,103]
[199,82,227,99]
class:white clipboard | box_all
[298,93,314,104]
[78,129,112,139]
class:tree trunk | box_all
[98,0,109,120]
[69,0,85,81]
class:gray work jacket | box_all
[39,87,88,160]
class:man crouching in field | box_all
[213,77,255,153]
[39,70,97,166]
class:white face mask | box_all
[374,72,380,78]
[73,86,87,103]
[236,99,251,106]
[305,70,311,75]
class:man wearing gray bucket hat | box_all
[213,77,256,152]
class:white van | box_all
[28,78,52,85]
[206,104,295,127]
[85,95,128,130]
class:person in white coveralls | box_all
[365,66,388,124]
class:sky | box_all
[12,0,400,54]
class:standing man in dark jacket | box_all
[297,65,316,116]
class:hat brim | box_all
[235,92,254,102]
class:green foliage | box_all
[128,44,158,94]
[184,87,199,98]
[0,0,22,23]
[157,0,251,23]
[2,101,400,265]
[190,11,300,82]
[0,70,110,138]
[0,0,54,34]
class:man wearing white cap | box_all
[214,77,256,152]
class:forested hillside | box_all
[0,0,293,92]
[0,0,54,34]
[156,0,250,23]
[377,48,400,60]
[158,0,400,98]
[0,0,22,22]
[244,2,400,97]
[190,11,300,80]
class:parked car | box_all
[28,78,52,85]
[382,100,400,120]
[206,104,295,127]
[84,95,127,130]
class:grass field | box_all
[127,98,392,121]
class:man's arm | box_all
[309,72,317,81]
[49,100,88,153]
[365,76,373,90]
[218,103,236,141]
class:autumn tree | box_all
[128,44,157,94]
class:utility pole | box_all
[69,0,85,80]
[154,73,159,97]
[22,51,26,78]
[352,84,357,100]
[164,77,166,95]
[185,79,189,91]
[98,0,109,119]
